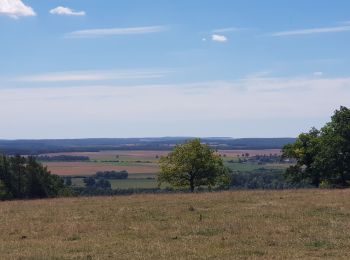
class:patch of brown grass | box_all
[1,189,350,259]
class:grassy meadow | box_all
[1,189,350,259]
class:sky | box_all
[0,0,350,139]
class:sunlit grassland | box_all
[1,189,350,259]
[109,179,158,189]
[71,177,158,189]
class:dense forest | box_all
[0,138,295,155]
[0,155,69,200]
[94,170,128,179]
[35,155,90,162]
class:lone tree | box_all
[158,139,230,192]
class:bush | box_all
[94,171,128,179]
[0,180,11,200]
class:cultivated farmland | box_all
[39,149,287,190]
[42,149,282,176]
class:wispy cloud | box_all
[211,34,228,43]
[0,0,35,18]
[1,75,349,138]
[66,26,168,38]
[269,25,350,37]
[15,70,170,83]
[244,71,273,79]
[313,72,323,77]
[2,76,350,121]
[339,21,350,25]
[50,6,85,16]
[213,27,247,33]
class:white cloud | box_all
[66,26,168,38]
[1,76,349,138]
[213,27,246,33]
[269,25,350,37]
[50,6,85,16]
[16,70,169,82]
[1,76,350,125]
[0,0,35,18]
[211,34,228,43]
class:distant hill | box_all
[0,137,296,155]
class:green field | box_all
[71,177,158,189]
[110,179,158,189]
[1,189,350,259]
[69,160,288,190]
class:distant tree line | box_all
[0,155,69,200]
[72,187,168,196]
[84,177,112,189]
[228,154,283,165]
[0,138,296,155]
[35,155,90,162]
[94,170,128,179]
[283,106,350,188]
[78,171,129,191]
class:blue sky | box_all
[0,0,350,139]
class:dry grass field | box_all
[1,189,350,259]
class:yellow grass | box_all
[1,189,350,259]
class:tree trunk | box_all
[341,171,347,187]
[190,177,194,192]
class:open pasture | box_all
[1,189,350,259]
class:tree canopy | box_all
[283,106,350,187]
[157,139,230,192]
[0,154,68,200]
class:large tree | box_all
[0,154,67,200]
[282,128,321,186]
[283,106,350,187]
[158,139,230,192]
[316,106,350,186]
